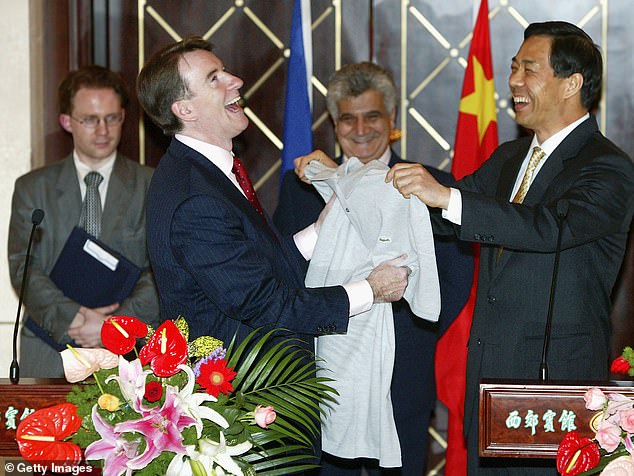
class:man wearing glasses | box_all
[8,65,159,377]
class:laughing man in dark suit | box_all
[386,21,634,474]
[137,37,410,365]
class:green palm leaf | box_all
[238,341,302,391]
[245,394,318,438]
[221,328,338,474]
[260,349,306,385]
[246,347,308,390]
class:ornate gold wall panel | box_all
[136,0,631,217]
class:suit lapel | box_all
[490,139,531,272]
[181,142,279,240]
[498,152,525,201]
[101,155,134,242]
[190,148,257,219]
[55,155,83,234]
[492,116,598,272]
[516,116,597,206]
[521,152,564,205]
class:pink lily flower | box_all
[105,357,151,412]
[85,405,139,476]
[625,433,634,455]
[596,419,623,452]
[114,387,198,470]
[606,392,634,421]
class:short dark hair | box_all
[326,62,397,120]
[58,65,129,115]
[137,36,213,136]
[524,21,602,110]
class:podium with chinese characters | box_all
[479,380,634,458]
[0,378,72,456]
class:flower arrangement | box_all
[610,347,634,377]
[556,348,634,476]
[16,316,337,475]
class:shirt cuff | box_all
[343,280,374,317]
[441,187,463,225]
[293,223,318,260]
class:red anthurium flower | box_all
[139,319,188,377]
[144,381,163,403]
[101,315,149,355]
[556,431,600,476]
[16,403,82,466]
[196,358,237,397]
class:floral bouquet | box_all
[610,347,634,377]
[556,348,634,475]
[15,316,337,475]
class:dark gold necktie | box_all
[512,146,546,204]
[497,147,546,261]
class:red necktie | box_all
[232,156,266,222]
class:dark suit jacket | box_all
[446,116,634,472]
[9,154,159,377]
[274,151,474,474]
[145,138,350,348]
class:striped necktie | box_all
[79,171,104,238]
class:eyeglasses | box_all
[70,113,123,129]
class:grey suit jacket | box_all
[8,154,159,376]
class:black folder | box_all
[49,226,142,308]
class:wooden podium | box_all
[0,378,73,456]
[479,379,634,458]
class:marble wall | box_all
[0,0,33,376]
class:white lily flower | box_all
[166,453,193,476]
[166,432,250,476]
[175,364,230,437]
[196,433,252,476]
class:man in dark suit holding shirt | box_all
[137,37,409,358]
[275,62,473,475]
[386,21,634,474]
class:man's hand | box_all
[294,149,337,184]
[67,303,119,347]
[367,255,410,304]
[68,311,85,330]
[385,163,452,209]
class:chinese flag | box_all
[434,1,498,474]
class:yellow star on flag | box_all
[458,56,496,144]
